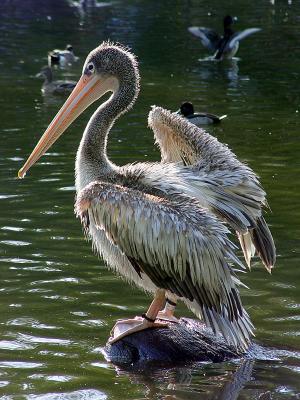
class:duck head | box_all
[223,15,237,31]
[179,102,194,117]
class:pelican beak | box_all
[18,73,118,179]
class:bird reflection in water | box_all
[113,360,256,400]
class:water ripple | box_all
[90,362,110,369]
[1,226,25,232]
[42,295,77,302]
[75,319,106,327]
[7,318,59,330]
[0,340,35,351]
[29,374,74,382]
[16,334,71,346]
[26,389,107,400]
[1,240,31,246]
[70,311,89,317]
[2,258,37,264]
[31,277,82,285]
[59,186,76,191]
[0,194,20,200]
[0,361,43,369]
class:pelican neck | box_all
[75,77,138,192]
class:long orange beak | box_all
[18,73,118,179]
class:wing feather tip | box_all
[265,264,273,274]
[75,194,91,215]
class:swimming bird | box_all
[188,15,261,60]
[48,44,78,67]
[36,66,77,95]
[19,42,269,351]
[178,101,227,125]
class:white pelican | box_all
[36,66,77,95]
[18,42,274,351]
[178,101,227,125]
[188,15,261,60]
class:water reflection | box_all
[113,360,257,400]
[106,343,300,398]
[195,58,250,90]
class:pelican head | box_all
[18,42,140,179]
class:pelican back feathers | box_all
[148,106,276,271]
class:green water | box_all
[0,0,299,398]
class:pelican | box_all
[178,101,227,125]
[48,44,78,68]
[18,42,274,351]
[188,15,261,60]
[36,66,77,95]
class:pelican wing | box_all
[228,28,261,50]
[76,181,253,350]
[81,213,158,294]
[188,27,221,52]
[148,106,275,271]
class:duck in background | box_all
[67,0,112,8]
[178,102,227,125]
[188,15,261,60]
[36,66,76,95]
[48,44,78,67]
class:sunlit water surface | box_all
[0,0,299,398]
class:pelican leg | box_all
[157,293,179,323]
[109,289,169,344]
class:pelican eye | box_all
[87,62,95,74]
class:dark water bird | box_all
[188,15,261,60]
[19,42,275,351]
[48,44,78,67]
[178,101,227,125]
[36,66,77,95]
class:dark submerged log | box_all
[104,318,244,366]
